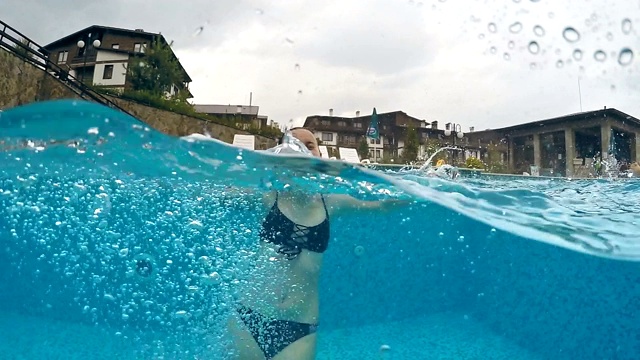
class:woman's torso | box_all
[238,192,329,324]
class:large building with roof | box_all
[465,107,640,177]
[42,25,192,98]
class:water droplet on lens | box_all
[490,46,497,54]
[562,27,581,43]
[527,41,540,54]
[508,41,515,49]
[478,33,485,39]
[509,22,523,33]
[556,60,564,68]
[294,63,300,71]
[606,32,613,41]
[594,50,607,62]
[533,25,545,37]
[255,8,264,15]
[572,49,583,61]
[548,12,555,19]
[622,18,632,34]
[503,52,511,61]
[488,23,497,33]
[618,48,634,66]
[513,0,521,2]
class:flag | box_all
[366,107,379,140]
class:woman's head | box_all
[279,127,321,157]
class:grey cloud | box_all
[1,0,253,49]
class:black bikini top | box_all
[259,193,330,259]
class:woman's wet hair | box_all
[278,127,314,144]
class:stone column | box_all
[508,139,515,171]
[601,123,611,158]
[533,133,541,168]
[635,132,640,162]
[565,128,576,177]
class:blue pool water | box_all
[1,100,639,359]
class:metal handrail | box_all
[0,19,133,116]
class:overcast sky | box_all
[3,0,639,131]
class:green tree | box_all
[127,38,186,100]
[465,157,486,169]
[401,125,419,164]
[357,137,370,159]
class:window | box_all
[102,65,114,79]
[321,133,333,142]
[112,44,120,49]
[337,121,346,127]
[134,43,145,52]
[57,51,68,64]
[370,138,381,145]
[354,122,363,128]
[321,120,330,126]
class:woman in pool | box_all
[227,128,409,360]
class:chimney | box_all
[356,110,360,117]
[329,108,334,116]
[431,121,438,130]
[469,126,475,132]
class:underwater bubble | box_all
[353,245,365,257]
[618,48,634,66]
[503,53,511,61]
[488,23,497,33]
[533,25,545,37]
[594,50,607,62]
[528,41,540,54]
[573,49,583,61]
[622,18,632,34]
[562,27,581,43]
[556,60,564,68]
[509,22,523,33]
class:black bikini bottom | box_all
[236,306,318,359]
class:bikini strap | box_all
[320,194,329,215]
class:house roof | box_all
[194,104,260,116]
[493,108,640,134]
[43,25,159,49]
[42,25,192,82]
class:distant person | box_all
[630,162,640,178]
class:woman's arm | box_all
[324,194,416,216]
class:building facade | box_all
[303,110,451,161]
[194,104,270,130]
[464,107,640,177]
[42,25,192,97]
